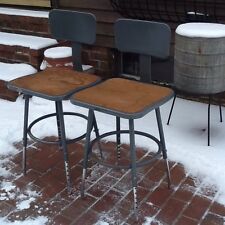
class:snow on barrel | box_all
[40,46,73,70]
[174,23,225,94]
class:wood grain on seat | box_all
[72,78,174,116]
[8,67,100,100]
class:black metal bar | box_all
[92,112,103,158]
[55,102,62,150]
[50,0,59,8]
[116,116,121,160]
[167,93,177,125]
[208,96,211,146]
[56,101,72,194]
[213,0,218,22]
[139,55,151,83]
[72,43,83,72]
[81,109,94,198]
[23,95,30,176]
[155,108,171,189]
[218,98,223,123]
[129,119,138,214]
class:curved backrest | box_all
[114,19,171,82]
[115,19,171,59]
[49,9,96,44]
[49,9,96,71]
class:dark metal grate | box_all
[110,0,225,23]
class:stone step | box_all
[0,62,37,101]
[0,7,50,37]
[0,31,58,69]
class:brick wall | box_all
[0,14,50,37]
[82,46,116,78]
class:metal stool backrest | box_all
[49,9,96,72]
[114,19,171,82]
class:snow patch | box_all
[44,46,72,58]
[0,62,37,81]
[176,22,225,38]
[0,7,49,18]
[0,216,48,225]
[0,32,57,50]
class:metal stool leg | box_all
[81,109,94,198]
[116,116,121,160]
[129,119,138,214]
[55,101,72,194]
[55,102,62,150]
[167,93,177,125]
[208,96,211,146]
[156,108,171,189]
[23,95,30,176]
[219,98,223,123]
[92,113,103,158]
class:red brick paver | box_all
[1,140,224,225]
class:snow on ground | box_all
[0,7,49,18]
[0,216,48,225]
[1,63,225,224]
[0,62,37,81]
[0,32,57,50]
[1,93,225,224]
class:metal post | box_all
[81,109,94,198]
[50,0,59,8]
[55,102,62,150]
[208,96,211,146]
[92,112,103,158]
[219,98,223,123]
[23,95,30,176]
[155,108,171,189]
[116,116,121,160]
[167,93,177,125]
[72,43,83,72]
[55,101,72,194]
[129,119,138,214]
[139,55,152,83]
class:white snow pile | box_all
[176,22,225,38]
[0,62,37,81]
[0,7,49,18]
[0,32,57,50]
[0,216,48,225]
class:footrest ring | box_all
[90,130,162,169]
[27,112,87,144]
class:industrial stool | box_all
[71,19,173,212]
[71,78,174,212]
[7,9,100,193]
[167,22,225,146]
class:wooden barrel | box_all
[174,23,225,94]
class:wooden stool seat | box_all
[72,78,173,118]
[8,67,100,100]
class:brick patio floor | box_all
[1,139,225,225]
